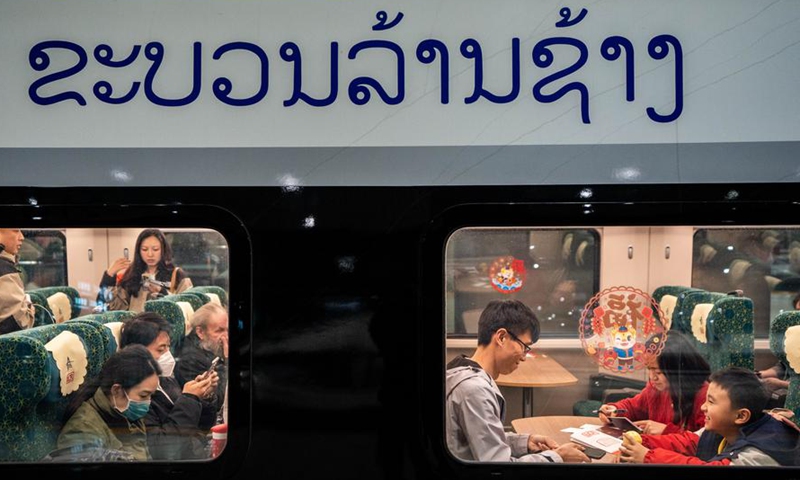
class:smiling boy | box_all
[620,367,799,466]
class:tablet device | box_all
[610,416,643,433]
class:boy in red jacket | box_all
[619,367,799,466]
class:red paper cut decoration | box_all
[488,256,526,294]
[579,286,667,373]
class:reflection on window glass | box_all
[446,228,599,337]
[693,228,800,338]
[165,231,229,292]
[19,229,67,289]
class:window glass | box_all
[164,230,229,292]
[18,229,67,289]
[446,228,599,337]
[693,228,800,338]
[0,227,230,463]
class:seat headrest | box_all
[691,303,714,344]
[659,295,677,330]
[44,330,87,396]
[205,293,222,306]
[175,301,195,336]
[785,325,800,375]
[104,321,123,351]
[47,292,72,323]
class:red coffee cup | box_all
[210,424,227,458]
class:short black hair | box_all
[120,312,172,349]
[709,367,768,424]
[477,300,539,346]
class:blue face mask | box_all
[115,390,151,421]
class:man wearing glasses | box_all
[446,299,589,463]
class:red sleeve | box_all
[645,448,731,466]
[642,430,700,455]
[611,383,655,421]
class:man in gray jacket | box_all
[446,299,588,463]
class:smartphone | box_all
[123,247,129,260]
[200,357,220,380]
[582,445,606,460]
[208,356,220,373]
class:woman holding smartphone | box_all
[100,229,193,312]
[598,331,710,435]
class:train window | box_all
[446,228,599,337]
[693,228,800,338]
[0,225,233,463]
[18,229,67,290]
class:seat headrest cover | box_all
[785,325,800,374]
[104,322,123,349]
[659,295,677,330]
[691,303,714,344]
[206,293,221,306]
[44,330,87,396]
[47,292,72,323]
[175,301,195,336]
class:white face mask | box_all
[158,349,176,377]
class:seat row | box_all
[0,285,228,461]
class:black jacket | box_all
[175,333,227,422]
[696,414,800,466]
[144,376,217,460]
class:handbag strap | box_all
[170,267,180,295]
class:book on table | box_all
[569,428,623,454]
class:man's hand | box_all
[554,443,590,463]
[619,442,649,463]
[184,375,215,398]
[527,434,559,453]
[633,420,666,435]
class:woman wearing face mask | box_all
[101,228,193,312]
[58,345,161,461]
[119,313,219,460]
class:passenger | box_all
[620,367,799,466]
[175,302,228,417]
[446,299,590,463]
[755,291,798,406]
[120,313,219,460]
[100,228,193,312]
[0,228,35,334]
[57,345,160,461]
[599,330,710,435]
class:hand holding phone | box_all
[202,356,220,379]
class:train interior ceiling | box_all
[446,225,796,424]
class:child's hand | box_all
[619,442,649,463]
[598,404,617,423]
[633,420,666,435]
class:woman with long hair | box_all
[57,345,161,461]
[100,228,193,312]
[598,330,711,435]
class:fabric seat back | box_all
[186,286,228,307]
[703,296,754,370]
[769,311,800,421]
[144,300,188,354]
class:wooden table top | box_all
[495,353,579,388]
[512,416,617,464]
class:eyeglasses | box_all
[506,331,533,354]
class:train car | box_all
[1,0,800,479]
